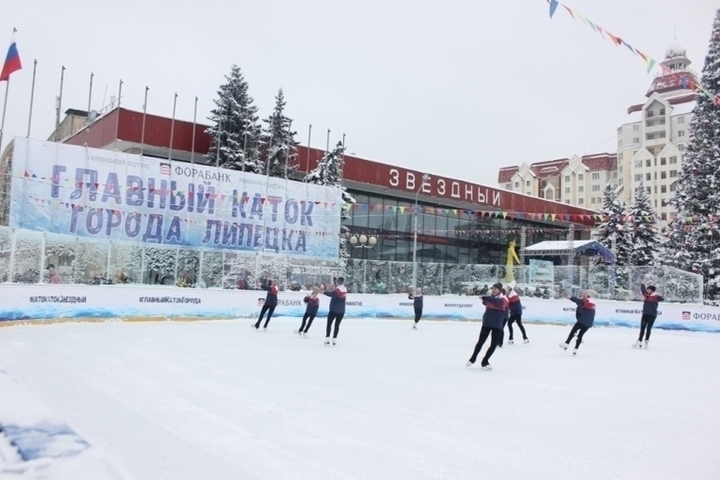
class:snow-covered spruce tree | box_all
[628,183,659,266]
[594,183,633,266]
[261,89,299,178]
[304,142,356,265]
[205,65,262,173]
[664,10,720,299]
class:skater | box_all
[295,286,320,337]
[252,278,278,330]
[466,283,507,370]
[498,287,510,347]
[559,290,595,355]
[633,284,664,349]
[506,283,529,345]
[323,277,347,345]
[408,287,423,329]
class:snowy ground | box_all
[0,317,718,480]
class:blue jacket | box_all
[304,293,320,315]
[481,294,508,329]
[507,291,523,316]
[641,284,663,316]
[408,293,423,309]
[261,282,278,307]
[324,285,348,314]
[569,296,596,327]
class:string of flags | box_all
[545,0,720,106]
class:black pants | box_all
[326,311,345,338]
[565,322,590,349]
[469,326,502,366]
[299,312,316,333]
[508,314,528,340]
[414,307,422,323]
[499,318,509,346]
[639,314,656,341]
[255,305,275,328]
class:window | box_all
[539,180,547,188]
[514,182,520,188]
[619,178,624,185]
[670,183,676,192]
[635,160,643,168]
[578,186,584,192]
[678,130,685,137]
[659,131,666,138]
[578,198,584,204]
[564,175,570,182]
[565,199,571,204]
[565,187,570,194]
[646,187,651,194]
[670,156,677,164]
[659,108,666,115]
[591,197,596,204]
[661,213,667,221]
[526,180,531,186]
[526,191,531,195]
[678,116,685,124]
[633,137,640,144]
[646,173,651,181]
[578,174,584,181]
[646,133,655,140]
[613,172,618,178]
[592,173,600,180]
[660,157,666,165]
[654,199,658,207]
[646,159,652,167]
[678,144,686,152]
[661,171,667,179]
[633,125,640,131]
[592,185,600,192]
[654,172,657,180]
[506,183,512,190]
[619,152,624,160]
[634,174,643,182]
[654,186,658,193]
[670,170,678,178]
[661,185,667,193]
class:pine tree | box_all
[628,183,659,266]
[205,65,262,173]
[261,89,299,178]
[664,10,720,299]
[594,183,633,266]
[304,142,356,261]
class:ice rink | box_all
[0,318,718,480]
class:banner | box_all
[1,284,719,333]
[529,259,555,285]
[9,138,342,260]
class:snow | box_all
[1,318,719,479]
[523,240,594,251]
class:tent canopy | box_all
[521,240,616,264]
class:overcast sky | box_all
[0,0,716,186]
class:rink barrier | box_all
[0,284,719,332]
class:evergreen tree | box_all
[261,89,299,178]
[304,142,356,261]
[594,183,633,266]
[205,65,262,173]
[664,10,720,299]
[628,183,659,266]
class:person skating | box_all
[506,283,529,345]
[408,287,423,329]
[295,286,320,337]
[466,282,507,370]
[323,277,347,345]
[252,278,278,330]
[633,284,664,349]
[559,290,595,355]
[498,287,510,347]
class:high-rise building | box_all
[616,42,698,222]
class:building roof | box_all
[522,240,616,263]
[498,153,616,182]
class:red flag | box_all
[0,41,21,81]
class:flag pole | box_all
[191,96,197,164]
[306,124,312,171]
[0,77,10,152]
[26,59,37,138]
[140,86,148,156]
[169,92,177,160]
[114,79,123,149]
[326,128,330,154]
[54,66,65,142]
[84,72,94,146]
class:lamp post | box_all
[412,174,430,293]
[349,234,377,293]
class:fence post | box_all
[106,240,112,282]
[39,232,47,283]
[140,244,146,285]
[197,250,204,289]
[8,228,15,281]
[174,247,180,287]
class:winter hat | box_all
[492,282,503,291]
[507,281,517,290]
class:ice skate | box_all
[262,327,267,331]
[250,324,258,330]
[481,364,492,371]
[293,329,301,336]
[559,342,569,351]
[412,323,418,330]
[324,337,331,345]
[466,360,474,367]
[632,340,643,348]
[572,348,578,356]
[523,338,530,344]
[332,338,337,346]
[508,339,514,345]
[644,340,649,349]
[302,332,307,338]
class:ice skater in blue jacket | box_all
[323,278,347,346]
[559,290,595,355]
[295,286,321,337]
[408,287,423,330]
[633,284,664,349]
[467,283,508,370]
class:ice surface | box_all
[0,318,718,480]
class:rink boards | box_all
[0,284,718,332]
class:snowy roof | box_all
[523,240,595,252]
[522,240,616,263]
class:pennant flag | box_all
[645,58,656,74]
[549,0,559,18]
[562,5,574,18]
[0,38,21,82]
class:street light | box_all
[349,234,377,293]
[412,173,430,293]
